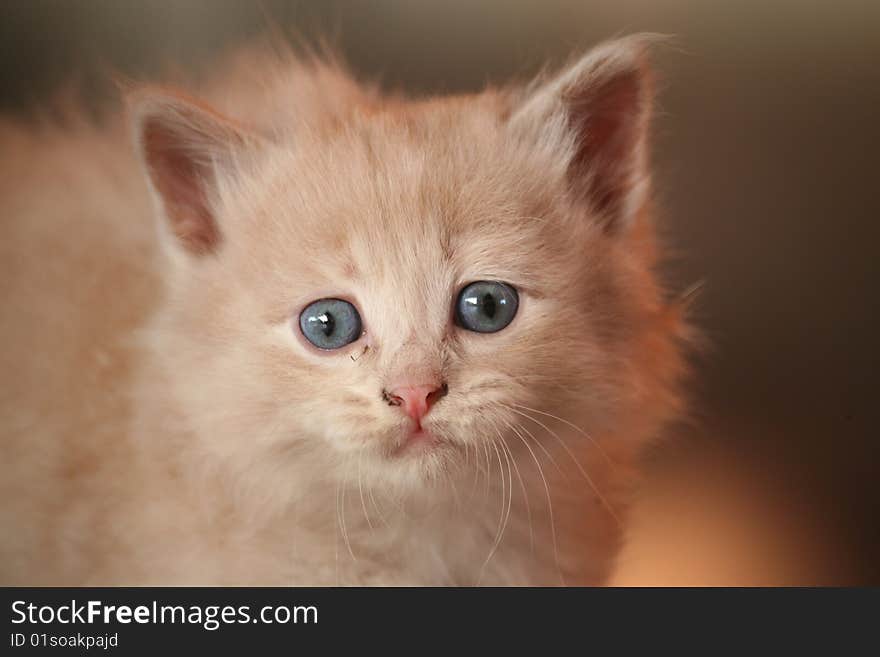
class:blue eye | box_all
[455,281,519,333]
[299,298,363,350]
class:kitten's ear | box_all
[509,35,657,232]
[128,88,264,256]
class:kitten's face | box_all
[160,113,604,489]
[134,37,682,496]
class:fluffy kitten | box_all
[0,35,687,585]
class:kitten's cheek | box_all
[321,419,385,454]
[321,430,361,455]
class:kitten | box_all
[0,35,687,585]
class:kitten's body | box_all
[0,39,685,585]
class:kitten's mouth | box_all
[391,426,444,458]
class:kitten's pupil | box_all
[305,311,335,337]
[482,293,496,318]
[317,312,334,336]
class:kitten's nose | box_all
[384,383,448,422]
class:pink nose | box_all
[385,383,447,422]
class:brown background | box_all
[2,0,877,584]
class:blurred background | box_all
[1,0,877,584]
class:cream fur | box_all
[0,36,687,585]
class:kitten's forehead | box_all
[282,107,559,256]
[230,97,578,326]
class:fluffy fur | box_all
[0,36,687,585]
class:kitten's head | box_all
[130,36,685,497]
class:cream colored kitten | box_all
[0,36,687,585]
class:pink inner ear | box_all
[142,118,221,255]
[565,69,645,223]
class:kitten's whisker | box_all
[506,405,621,528]
[496,432,515,549]
[489,438,509,548]
[334,479,341,585]
[367,479,391,528]
[357,453,374,532]
[481,440,492,502]
[464,443,480,504]
[491,439,507,541]
[477,436,510,584]
[511,417,567,480]
[447,467,462,512]
[509,402,617,469]
[500,432,534,554]
[503,419,565,586]
[338,459,357,562]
